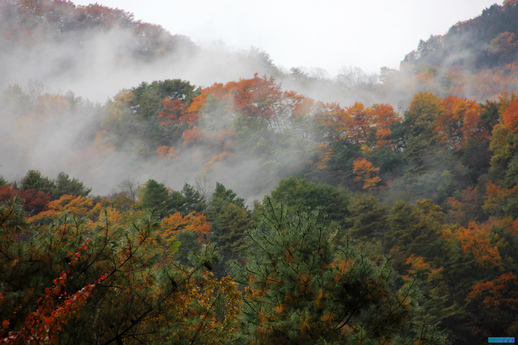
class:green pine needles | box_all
[232,198,450,345]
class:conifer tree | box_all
[207,182,251,276]
[20,170,55,194]
[139,179,172,218]
[232,198,449,344]
[51,172,92,200]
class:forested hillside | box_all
[2,1,518,344]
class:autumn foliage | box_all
[353,157,381,189]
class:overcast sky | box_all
[74,0,499,76]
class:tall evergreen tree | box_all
[232,199,449,345]
[139,179,172,218]
[20,170,55,194]
[51,172,92,200]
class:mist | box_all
[1,0,516,201]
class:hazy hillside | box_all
[2,1,518,344]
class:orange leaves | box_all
[283,250,294,264]
[371,103,400,147]
[316,102,400,148]
[501,98,518,133]
[29,195,94,222]
[158,97,199,126]
[403,254,444,283]
[353,158,381,190]
[188,74,282,121]
[333,259,353,277]
[346,102,372,146]
[204,151,234,172]
[160,211,212,242]
[457,222,502,269]
[156,145,175,159]
[182,127,204,147]
[483,181,518,215]
[406,93,490,150]
[433,96,487,150]
[230,74,281,119]
[466,272,518,309]
[188,74,318,135]
[181,127,236,171]
[489,32,518,56]
[93,130,115,151]
[36,93,69,117]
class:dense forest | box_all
[2,0,518,344]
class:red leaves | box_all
[158,98,200,126]
[1,240,107,344]
[0,184,50,216]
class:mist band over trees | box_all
[2,0,518,344]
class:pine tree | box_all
[52,172,92,200]
[232,198,449,344]
[20,170,55,194]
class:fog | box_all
[0,0,514,200]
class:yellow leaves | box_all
[409,91,443,125]
[102,91,133,127]
[353,158,381,190]
[165,270,242,344]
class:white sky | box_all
[74,0,500,76]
